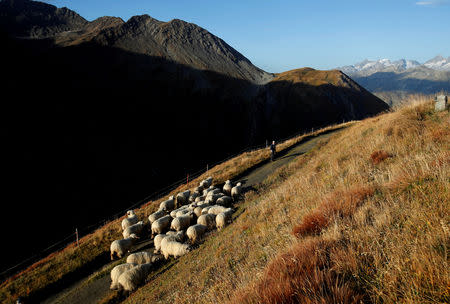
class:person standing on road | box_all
[270,140,276,161]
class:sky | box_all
[42,0,450,73]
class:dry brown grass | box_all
[292,186,374,237]
[370,150,392,165]
[119,95,448,304]
[231,238,364,304]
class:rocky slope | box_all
[0,0,87,37]
[90,15,274,84]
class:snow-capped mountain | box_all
[338,56,450,106]
[340,58,422,76]
[424,55,450,71]
[340,56,450,77]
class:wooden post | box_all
[75,228,79,247]
[186,174,189,185]
[206,164,208,172]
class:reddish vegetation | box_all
[370,150,391,165]
[230,239,364,304]
[292,186,374,238]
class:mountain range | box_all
[339,57,450,105]
[0,0,388,273]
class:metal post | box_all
[265,139,268,148]
[206,164,208,172]
[75,228,79,247]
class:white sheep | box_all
[117,263,154,292]
[200,177,213,189]
[205,193,224,205]
[216,208,234,230]
[170,205,189,218]
[223,180,233,196]
[194,206,203,218]
[159,196,175,212]
[126,251,162,265]
[176,190,191,207]
[175,209,190,218]
[160,238,191,260]
[216,195,233,207]
[171,213,194,231]
[153,231,184,253]
[110,234,139,260]
[186,224,207,244]
[123,221,145,239]
[166,230,185,242]
[189,192,199,203]
[201,206,213,215]
[110,263,136,290]
[207,205,229,215]
[148,209,166,224]
[231,182,242,201]
[151,215,172,235]
[197,213,216,230]
[121,210,139,230]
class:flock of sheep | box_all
[109,177,243,292]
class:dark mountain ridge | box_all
[0,0,388,275]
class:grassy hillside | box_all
[122,96,448,304]
[0,122,351,304]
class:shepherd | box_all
[270,140,276,161]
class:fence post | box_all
[186,174,189,185]
[75,228,79,247]
[206,164,208,172]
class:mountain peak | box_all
[0,0,87,37]
[424,55,450,71]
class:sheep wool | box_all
[151,215,172,235]
[160,238,191,260]
[118,263,154,292]
[186,224,207,244]
[121,210,139,230]
[123,221,145,239]
[223,180,233,196]
[216,195,233,207]
[110,234,139,260]
[207,205,229,215]
[193,206,203,218]
[126,251,162,265]
[148,209,166,224]
[171,213,194,231]
[231,182,242,201]
[176,190,191,207]
[159,196,175,212]
[216,208,234,230]
[110,263,136,290]
[197,213,216,230]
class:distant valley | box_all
[339,57,450,105]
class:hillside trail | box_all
[41,129,339,304]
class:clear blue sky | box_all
[42,0,450,73]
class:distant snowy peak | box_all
[340,58,422,76]
[424,55,450,71]
[340,56,450,76]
